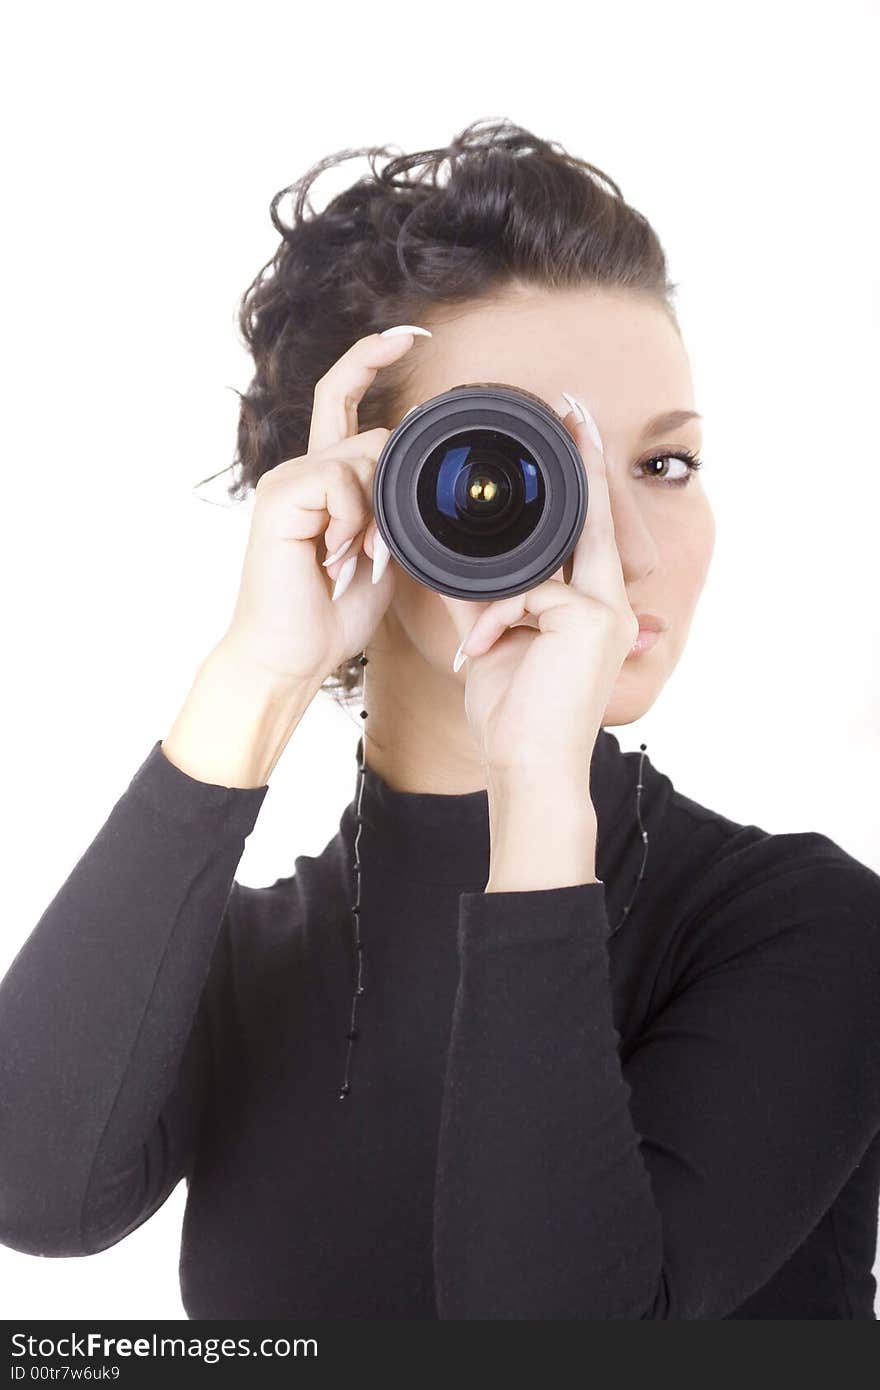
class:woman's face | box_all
[380,282,715,727]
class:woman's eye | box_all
[634,450,704,487]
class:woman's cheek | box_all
[689,497,716,595]
[672,495,715,608]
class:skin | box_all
[360,281,715,798]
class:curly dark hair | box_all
[193,116,680,706]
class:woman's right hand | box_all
[220,326,431,689]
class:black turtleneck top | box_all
[1,729,879,1320]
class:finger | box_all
[314,457,378,573]
[262,454,375,583]
[312,442,389,564]
[361,515,387,567]
[276,427,393,472]
[308,461,371,566]
[307,326,432,454]
[459,576,573,659]
[560,410,627,604]
[270,434,389,567]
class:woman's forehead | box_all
[401,291,695,432]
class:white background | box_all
[1,0,877,1320]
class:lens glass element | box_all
[416,428,545,558]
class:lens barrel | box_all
[373,384,588,600]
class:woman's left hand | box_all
[447,401,639,777]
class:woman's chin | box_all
[605,669,667,727]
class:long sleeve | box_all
[433,855,880,1319]
[0,740,268,1258]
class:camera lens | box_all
[417,428,546,559]
[373,384,586,601]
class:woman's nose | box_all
[603,475,658,583]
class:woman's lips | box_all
[628,613,668,657]
[629,629,661,656]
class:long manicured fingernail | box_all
[379,324,433,338]
[323,536,354,567]
[452,637,469,673]
[332,553,358,601]
[372,532,390,584]
[561,392,605,457]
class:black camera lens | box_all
[373,383,587,601]
[417,427,546,558]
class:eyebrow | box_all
[639,409,702,441]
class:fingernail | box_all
[379,324,433,338]
[323,536,354,568]
[371,532,390,584]
[561,392,605,457]
[452,637,469,673]
[332,553,358,601]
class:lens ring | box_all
[373,384,587,600]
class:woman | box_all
[0,118,878,1320]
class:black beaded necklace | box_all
[337,646,650,1100]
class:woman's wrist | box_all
[161,641,321,790]
[484,763,599,893]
